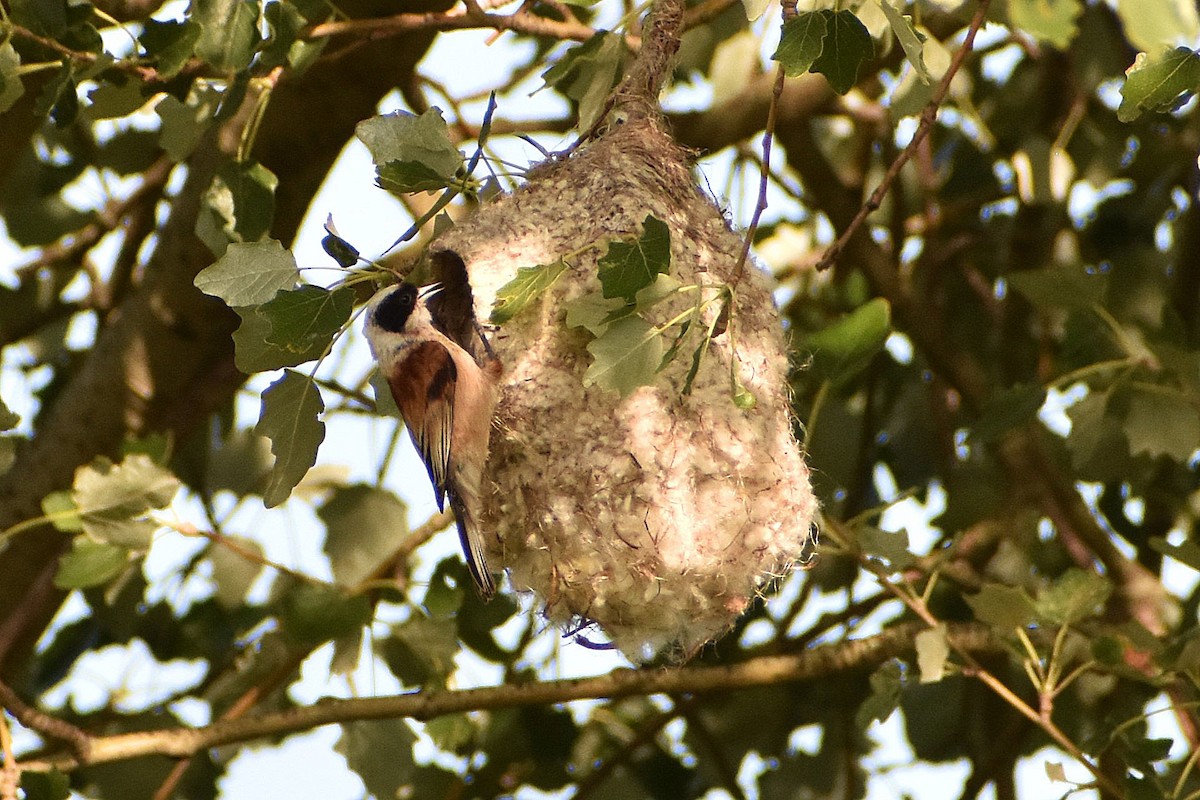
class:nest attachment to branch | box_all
[434,114,816,660]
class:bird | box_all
[363,279,502,599]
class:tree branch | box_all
[22,622,997,772]
[306,6,599,45]
[815,0,993,271]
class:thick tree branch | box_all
[19,622,997,772]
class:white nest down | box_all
[434,115,816,660]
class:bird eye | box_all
[374,283,420,333]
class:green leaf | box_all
[856,525,914,569]
[54,538,129,589]
[1008,0,1082,49]
[878,2,930,84]
[232,306,322,372]
[564,292,625,337]
[217,160,277,243]
[260,1,306,69]
[369,370,403,418]
[810,10,873,95]
[855,660,903,729]
[965,583,1036,630]
[424,714,475,753]
[260,284,354,355]
[321,216,359,267]
[71,455,179,549]
[376,160,454,194]
[84,81,148,120]
[0,42,27,114]
[541,32,625,130]
[423,558,467,618]
[138,19,201,78]
[255,370,326,508]
[336,720,416,800]
[378,614,460,687]
[193,0,261,72]
[195,240,299,306]
[19,769,71,800]
[803,298,891,385]
[41,491,82,532]
[583,315,663,396]
[1120,384,1200,461]
[279,580,371,644]
[155,87,220,161]
[457,584,519,661]
[1065,389,1132,480]
[1118,47,1200,122]
[971,384,1046,443]
[208,536,264,609]
[772,11,828,77]
[206,427,272,495]
[1007,264,1106,310]
[1036,568,1111,626]
[491,260,569,324]
[356,109,463,191]
[598,215,672,301]
[1116,0,1200,52]
[915,624,949,683]
[318,484,408,588]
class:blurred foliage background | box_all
[1,0,1200,798]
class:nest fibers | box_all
[433,114,816,660]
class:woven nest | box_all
[434,113,816,660]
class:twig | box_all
[0,710,17,800]
[9,23,166,82]
[24,622,997,772]
[0,679,90,764]
[730,0,795,290]
[815,0,993,271]
[842,528,1123,798]
[15,156,175,282]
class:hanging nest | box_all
[429,105,817,660]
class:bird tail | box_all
[448,491,495,600]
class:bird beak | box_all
[418,282,445,300]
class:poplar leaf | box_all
[878,2,930,83]
[261,285,354,354]
[1118,47,1200,122]
[194,240,299,306]
[491,260,568,324]
[810,10,873,94]
[966,584,1036,630]
[583,316,663,396]
[0,43,27,114]
[255,370,326,507]
[54,539,129,589]
[356,109,463,191]
[1008,0,1082,48]
[772,11,828,77]
[71,455,179,549]
[598,215,672,301]
[319,485,408,588]
[915,625,949,683]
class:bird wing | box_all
[388,339,457,511]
